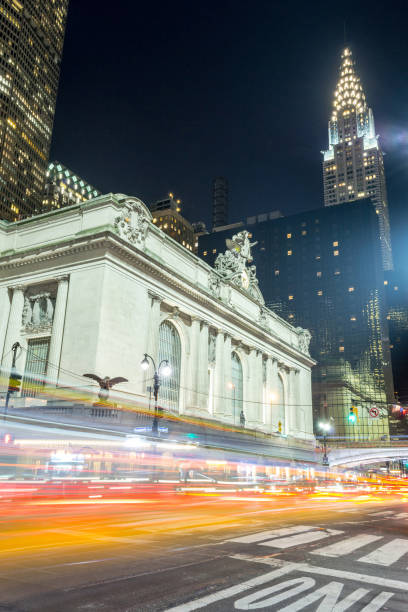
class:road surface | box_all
[1,490,408,610]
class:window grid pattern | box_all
[22,336,50,397]
[158,321,181,413]
[231,352,243,422]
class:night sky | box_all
[50,0,408,259]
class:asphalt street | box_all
[1,493,408,611]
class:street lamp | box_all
[318,421,331,466]
[141,353,171,434]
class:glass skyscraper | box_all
[0,0,69,221]
[322,48,392,271]
[42,161,100,212]
[198,200,394,440]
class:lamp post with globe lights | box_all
[141,354,171,434]
[318,421,331,466]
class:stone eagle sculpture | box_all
[83,374,128,401]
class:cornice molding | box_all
[0,231,316,368]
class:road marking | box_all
[229,525,314,544]
[259,529,343,549]
[311,534,383,558]
[163,564,296,611]
[360,591,395,612]
[231,554,408,591]
[359,539,408,566]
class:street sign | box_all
[369,406,380,418]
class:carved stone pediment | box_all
[113,196,152,248]
[22,285,56,331]
[214,230,265,305]
[208,271,221,298]
[296,327,312,356]
[258,306,271,331]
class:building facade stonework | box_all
[0,193,315,446]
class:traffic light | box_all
[8,367,22,394]
[348,406,357,424]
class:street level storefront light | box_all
[318,421,331,433]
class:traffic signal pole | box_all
[4,342,21,420]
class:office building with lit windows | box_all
[150,194,195,252]
[0,0,69,221]
[42,161,101,212]
[198,199,394,440]
[385,270,408,405]
[322,48,392,270]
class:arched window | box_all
[158,321,181,412]
[275,375,285,432]
[231,352,243,423]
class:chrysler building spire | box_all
[322,48,393,270]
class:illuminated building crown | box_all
[331,48,367,121]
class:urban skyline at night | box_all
[51,3,408,239]
[2,3,408,609]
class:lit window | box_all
[315,255,320,260]
[212,248,217,254]
[386,315,391,320]
[394,286,399,291]
[316,271,322,278]
[203,251,207,256]
[333,241,338,246]
[339,346,344,352]
[348,287,354,292]
[152,218,157,223]
[274,270,279,276]
[384,280,388,285]
[288,295,293,300]
[301,230,307,236]
[286,233,292,239]
[350,316,356,321]
[287,250,292,256]
[333,250,339,256]
[334,269,340,275]
[288,314,294,319]
[317,290,323,296]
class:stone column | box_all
[186,316,200,409]
[246,348,262,426]
[197,320,209,410]
[213,329,225,417]
[2,285,25,374]
[146,292,162,361]
[299,368,313,438]
[0,287,10,364]
[46,276,69,383]
[143,292,163,393]
[223,333,232,417]
[253,349,264,425]
[288,368,299,436]
[264,356,276,428]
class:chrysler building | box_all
[322,48,392,270]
